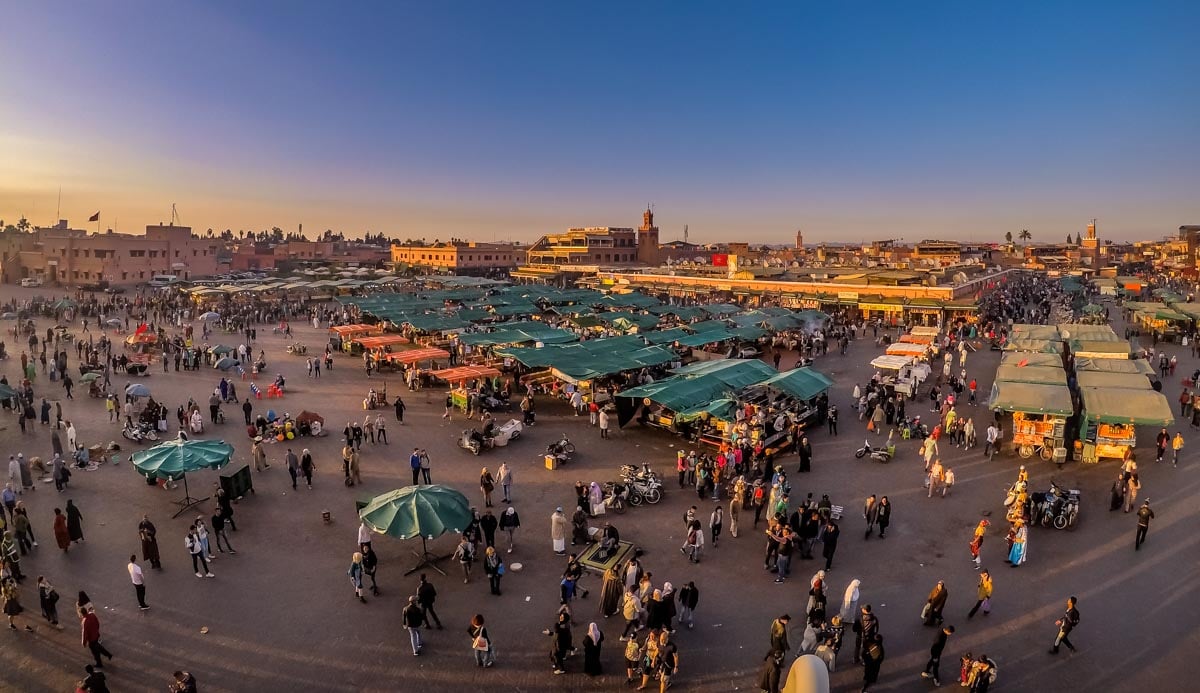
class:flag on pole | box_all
[88,212,100,222]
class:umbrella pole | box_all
[404,535,448,576]
[172,472,211,519]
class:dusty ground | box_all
[0,287,1194,693]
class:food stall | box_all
[1069,340,1131,361]
[869,355,930,396]
[352,335,412,360]
[988,381,1075,460]
[1073,358,1155,376]
[331,323,383,352]
[1077,386,1173,463]
[999,352,1064,368]
[1001,338,1062,354]
[885,342,930,359]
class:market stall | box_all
[885,342,930,358]
[999,352,1064,368]
[869,355,929,396]
[988,381,1075,460]
[1073,358,1155,376]
[1077,386,1174,463]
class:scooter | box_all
[1034,480,1080,530]
[854,440,893,463]
[619,464,664,504]
[601,482,628,514]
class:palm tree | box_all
[1018,229,1032,244]
[16,216,30,233]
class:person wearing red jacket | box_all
[81,608,113,668]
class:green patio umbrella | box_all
[79,372,102,383]
[214,357,239,370]
[209,345,235,355]
[131,437,234,517]
[359,485,472,575]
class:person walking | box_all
[599,408,611,439]
[394,396,406,424]
[300,449,315,490]
[876,496,891,538]
[923,580,948,626]
[251,437,269,472]
[483,546,504,595]
[1135,500,1155,550]
[822,519,840,570]
[128,555,150,610]
[709,505,723,547]
[65,500,84,544]
[1048,596,1080,654]
[498,506,520,553]
[285,448,299,490]
[419,449,432,484]
[480,468,495,508]
[967,569,992,618]
[80,606,113,666]
[210,511,235,554]
[409,449,422,486]
[863,495,878,540]
[402,595,426,655]
[416,573,443,629]
[547,611,573,675]
[53,508,71,553]
[2,578,33,632]
[862,634,885,692]
[1172,431,1184,467]
[969,520,989,570]
[677,581,699,630]
[921,625,953,686]
[186,527,213,578]
[469,614,494,668]
[453,534,474,584]
[36,576,60,628]
[497,462,513,503]
[348,551,367,603]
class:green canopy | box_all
[1074,371,1153,390]
[0,383,17,400]
[1079,387,1173,426]
[621,360,778,412]
[758,367,834,400]
[209,344,235,355]
[1057,324,1120,342]
[699,304,742,316]
[1002,338,1061,354]
[499,337,677,383]
[988,381,1074,416]
[358,485,472,540]
[53,299,77,311]
[1081,303,1105,315]
[1073,358,1155,376]
[999,352,1063,368]
[643,327,691,345]
[994,364,1068,386]
[79,372,102,383]
[130,438,233,482]
[1011,324,1061,341]
[686,319,730,333]
[674,398,738,423]
[1070,340,1130,358]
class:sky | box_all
[2,1,1198,244]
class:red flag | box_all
[135,323,148,335]
[88,211,100,222]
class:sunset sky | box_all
[2,2,1198,243]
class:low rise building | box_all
[390,241,524,276]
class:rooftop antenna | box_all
[56,186,61,222]
[683,224,688,244]
[171,203,181,226]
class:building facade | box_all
[389,242,524,275]
[2,221,221,285]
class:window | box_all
[130,250,146,258]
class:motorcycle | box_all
[1033,480,1080,530]
[546,434,576,465]
[620,464,664,505]
[121,421,159,444]
[601,481,628,514]
[854,440,893,463]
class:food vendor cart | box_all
[869,355,929,396]
[1076,386,1174,463]
[988,381,1074,460]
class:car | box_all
[104,286,126,294]
[19,278,43,288]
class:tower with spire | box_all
[637,205,660,265]
[795,229,804,249]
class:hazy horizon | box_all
[2,2,1198,244]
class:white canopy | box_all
[910,326,940,337]
[871,355,915,371]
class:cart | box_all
[1011,411,1067,460]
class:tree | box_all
[1018,229,1032,243]
[1066,234,1072,244]
[1076,232,1082,245]
[1005,231,1013,244]
[16,216,30,233]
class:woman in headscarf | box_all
[52,508,70,552]
[840,579,861,624]
[661,582,677,632]
[599,565,624,618]
[498,506,520,553]
[923,580,948,626]
[1007,520,1028,566]
[583,622,604,676]
[589,482,604,516]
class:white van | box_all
[148,274,179,287]
[20,277,43,287]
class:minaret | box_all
[637,206,660,264]
[795,229,804,249]
[1080,219,1100,267]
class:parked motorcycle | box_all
[1033,479,1080,530]
[854,440,893,463]
[546,434,576,465]
[122,421,159,444]
[620,464,664,504]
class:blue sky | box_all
[1,1,1197,243]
